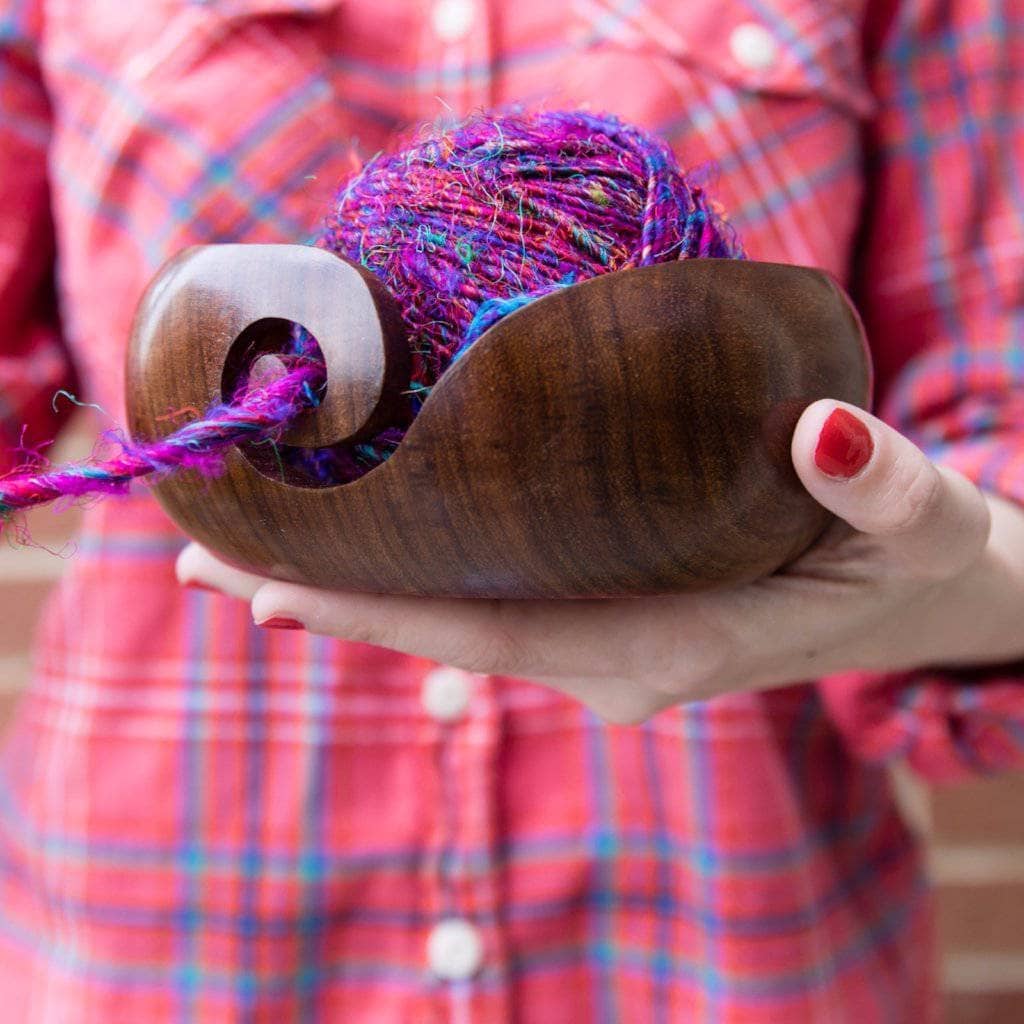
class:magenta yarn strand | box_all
[0,357,325,517]
[0,109,746,524]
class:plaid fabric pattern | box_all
[0,0,1022,1019]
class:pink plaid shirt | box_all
[2,0,1023,1020]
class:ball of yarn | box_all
[282,108,745,483]
[0,108,745,520]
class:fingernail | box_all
[256,617,306,630]
[814,408,874,478]
[184,579,219,593]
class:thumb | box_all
[791,399,991,578]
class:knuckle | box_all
[916,467,992,579]
[460,602,531,675]
[326,617,379,646]
[879,457,945,537]
[346,614,394,648]
[445,633,501,673]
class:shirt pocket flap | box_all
[575,0,877,119]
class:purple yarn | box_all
[0,109,745,520]
[0,355,325,517]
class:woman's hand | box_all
[176,399,1024,724]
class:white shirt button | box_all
[728,22,778,72]
[421,666,476,722]
[431,0,475,43]
[426,918,484,980]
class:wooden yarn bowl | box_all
[126,244,872,598]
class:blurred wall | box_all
[1,415,1022,1020]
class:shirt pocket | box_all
[44,0,345,76]
[573,0,877,120]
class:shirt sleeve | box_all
[0,0,77,477]
[818,0,1024,784]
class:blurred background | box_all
[2,413,1022,1023]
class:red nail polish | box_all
[814,408,874,478]
[257,617,306,630]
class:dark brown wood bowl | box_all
[126,243,871,598]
